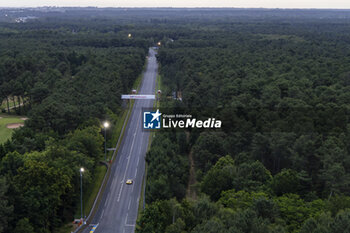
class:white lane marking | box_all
[133,130,143,179]
[100,209,105,220]
[122,115,140,181]
[125,213,128,225]
[106,192,111,203]
[118,114,141,202]
[128,199,131,210]
[117,184,124,202]
[138,135,143,154]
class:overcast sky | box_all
[0,0,350,9]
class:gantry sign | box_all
[121,94,155,100]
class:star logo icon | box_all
[143,109,162,129]
[150,109,162,122]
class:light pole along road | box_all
[82,48,158,233]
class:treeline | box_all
[0,18,149,232]
[0,125,103,232]
[145,132,189,203]
[138,17,350,232]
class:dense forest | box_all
[0,10,151,233]
[0,7,350,233]
[137,11,350,233]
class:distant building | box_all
[15,16,38,23]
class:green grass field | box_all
[0,114,25,144]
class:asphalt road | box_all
[83,48,157,233]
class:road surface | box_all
[83,48,157,233]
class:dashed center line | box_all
[125,213,128,225]
[128,199,132,210]
[118,114,141,202]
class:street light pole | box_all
[80,167,84,221]
[103,122,109,162]
[104,127,107,161]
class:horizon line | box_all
[1,6,350,10]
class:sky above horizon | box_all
[1,0,350,9]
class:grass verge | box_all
[156,75,162,108]
[132,56,148,92]
[133,74,143,91]
[60,165,107,233]
[108,107,130,161]
[82,165,107,218]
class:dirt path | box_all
[8,102,24,110]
